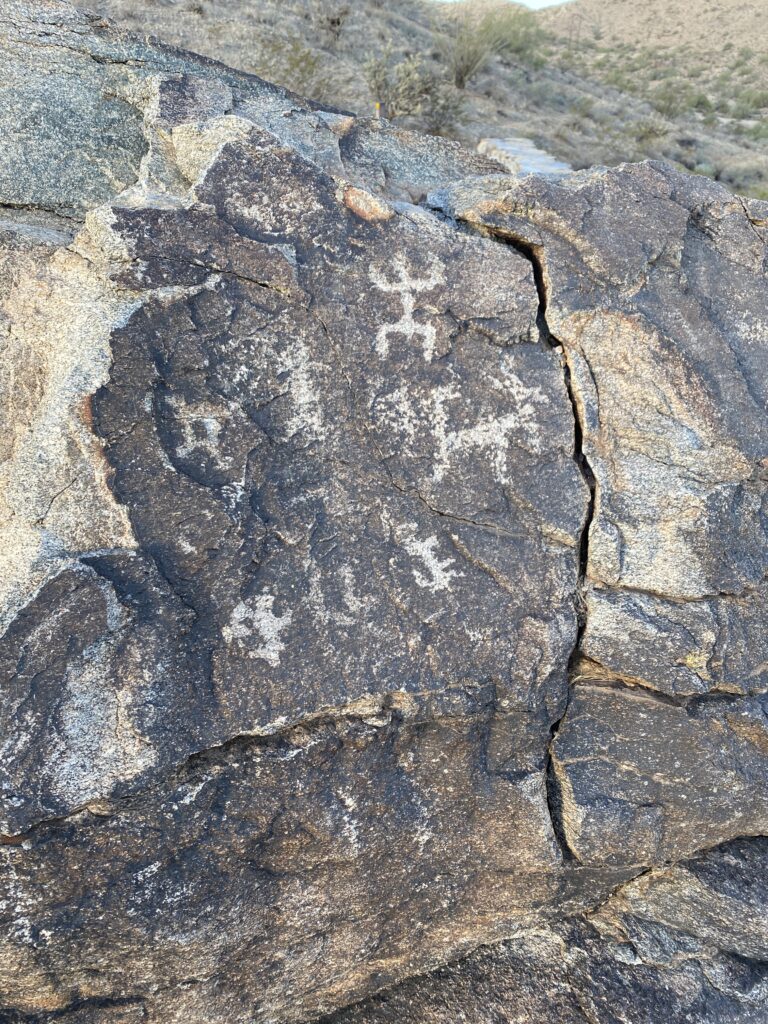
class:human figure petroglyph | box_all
[369,257,445,361]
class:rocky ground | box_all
[0,1,766,1022]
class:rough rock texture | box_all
[0,2,766,1023]
[431,164,768,867]
[328,838,768,1024]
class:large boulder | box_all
[0,3,766,1022]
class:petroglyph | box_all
[224,594,293,666]
[432,368,550,484]
[370,257,445,360]
[398,523,462,593]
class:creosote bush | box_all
[440,1,544,89]
[364,47,430,120]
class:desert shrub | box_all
[364,47,430,119]
[364,44,466,135]
[256,36,335,102]
[439,1,544,90]
[650,80,692,118]
[632,118,669,145]
[691,92,713,112]
[485,4,544,60]
[571,96,595,118]
[740,88,768,111]
[439,11,493,89]
[307,0,350,49]
[604,68,633,92]
[420,81,467,135]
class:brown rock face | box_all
[0,3,766,1023]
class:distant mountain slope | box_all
[542,0,768,55]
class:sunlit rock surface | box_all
[0,2,766,1022]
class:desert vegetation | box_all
[438,2,543,89]
[90,0,768,199]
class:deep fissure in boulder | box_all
[475,228,598,861]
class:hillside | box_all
[540,0,768,199]
[541,0,768,55]
[89,0,768,198]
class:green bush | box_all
[650,80,692,118]
[692,92,713,112]
[363,46,465,135]
[421,80,468,135]
[632,118,669,145]
[740,88,768,110]
[484,5,544,60]
[364,47,430,120]
[439,1,544,90]
[571,96,595,118]
[604,68,633,92]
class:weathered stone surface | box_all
[0,0,499,217]
[431,163,768,875]
[1,2,767,1022]
[551,685,768,865]
[329,838,768,1024]
[432,164,768,699]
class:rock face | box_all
[0,3,766,1023]
[329,838,768,1024]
